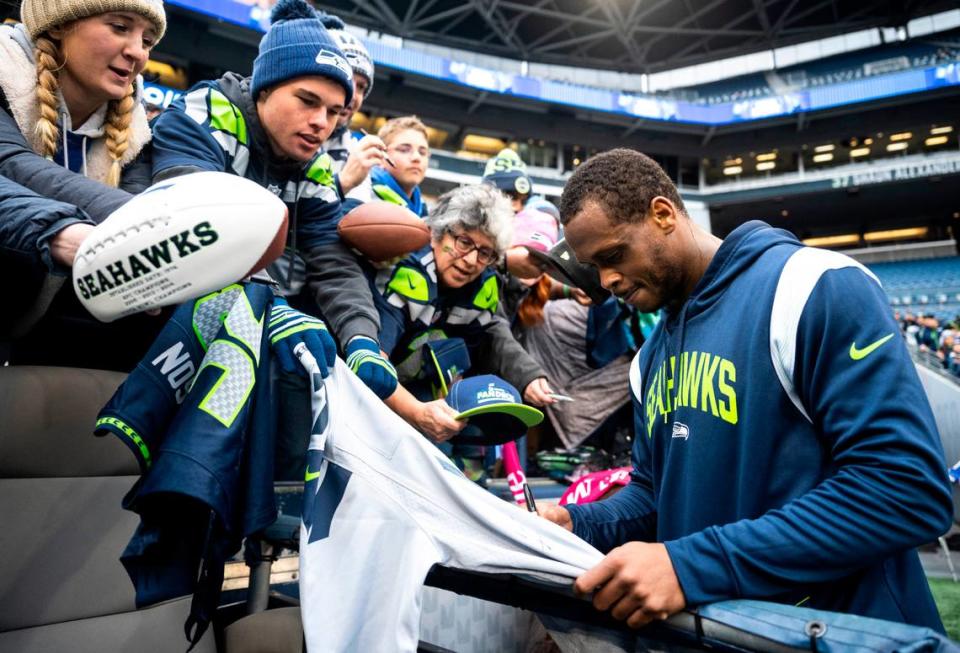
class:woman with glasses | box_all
[368,183,558,449]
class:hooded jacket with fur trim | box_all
[0,22,152,201]
[0,22,154,347]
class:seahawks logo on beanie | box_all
[482,149,532,195]
[316,49,353,79]
[483,149,527,178]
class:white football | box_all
[72,171,288,322]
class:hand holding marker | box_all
[360,128,397,168]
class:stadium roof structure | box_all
[312,0,959,74]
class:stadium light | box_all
[143,59,188,88]
[462,134,507,155]
[889,132,913,142]
[802,234,861,247]
[756,152,777,162]
[723,157,742,166]
[930,126,954,135]
[887,142,908,152]
[812,153,834,163]
[850,147,871,157]
[864,227,928,242]
[757,161,776,171]
[925,136,949,146]
[723,166,743,175]
[814,144,835,153]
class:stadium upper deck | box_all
[3,0,956,247]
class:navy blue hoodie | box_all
[567,221,952,631]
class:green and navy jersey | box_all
[566,221,952,631]
[369,245,499,380]
[97,282,274,497]
[96,282,278,616]
[151,73,345,249]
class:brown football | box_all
[338,202,431,262]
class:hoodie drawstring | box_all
[60,110,69,171]
[81,135,88,177]
[58,109,88,177]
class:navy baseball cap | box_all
[445,375,543,445]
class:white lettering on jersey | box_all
[151,341,195,403]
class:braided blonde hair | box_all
[104,88,135,187]
[32,32,136,188]
[33,34,62,162]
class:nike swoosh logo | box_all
[408,278,416,290]
[305,468,321,482]
[849,333,894,360]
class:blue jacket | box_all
[567,221,952,631]
[370,166,428,217]
[0,174,90,272]
[150,72,379,346]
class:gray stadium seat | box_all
[0,366,215,653]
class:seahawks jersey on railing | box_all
[297,355,603,652]
[96,282,277,645]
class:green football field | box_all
[930,578,960,640]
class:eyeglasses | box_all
[449,232,498,266]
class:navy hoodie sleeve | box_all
[566,352,658,550]
[664,266,952,605]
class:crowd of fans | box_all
[2,1,957,643]
[2,0,956,488]
[0,0,646,486]
[897,311,960,379]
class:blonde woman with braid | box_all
[0,0,163,191]
[0,0,167,368]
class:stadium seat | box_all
[870,257,960,322]
[0,366,215,653]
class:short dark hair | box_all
[559,148,686,225]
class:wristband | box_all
[562,284,571,298]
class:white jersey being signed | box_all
[297,356,603,652]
